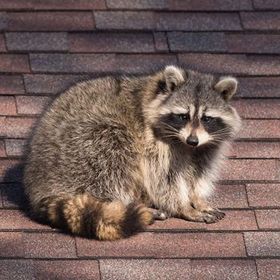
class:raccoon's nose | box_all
[186,136,199,146]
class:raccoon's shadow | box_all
[2,163,29,211]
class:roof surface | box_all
[0,0,279,279]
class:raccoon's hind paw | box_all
[149,208,168,220]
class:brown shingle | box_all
[156,12,241,31]
[6,32,68,51]
[95,11,155,30]
[241,12,280,30]
[69,32,155,53]
[8,12,95,31]
[170,0,253,11]
[30,53,115,73]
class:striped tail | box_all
[34,193,154,241]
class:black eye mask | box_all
[161,113,190,130]
[201,115,228,134]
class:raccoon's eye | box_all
[174,114,190,122]
[201,115,213,123]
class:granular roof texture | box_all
[0,1,279,279]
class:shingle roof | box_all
[0,1,279,279]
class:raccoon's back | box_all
[24,77,139,200]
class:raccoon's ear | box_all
[163,65,185,92]
[214,77,238,101]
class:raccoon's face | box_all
[149,66,241,148]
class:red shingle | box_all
[8,12,95,31]
[255,210,280,229]
[239,77,280,98]
[100,259,191,280]
[0,209,49,230]
[244,232,280,256]
[226,34,280,54]
[0,0,106,10]
[0,55,29,73]
[256,259,280,280]
[0,96,16,116]
[254,0,280,10]
[191,259,258,280]
[156,12,241,31]
[209,184,249,208]
[0,140,5,157]
[170,0,253,11]
[95,11,155,30]
[0,12,7,30]
[5,139,26,157]
[116,54,177,73]
[0,117,36,138]
[34,260,100,280]
[69,32,155,53]
[241,12,280,30]
[76,232,246,257]
[233,99,280,118]
[0,33,6,51]
[153,32,169,52]
[6,32,68,51]
[0,260,35,280]
[178,53,280,75]
[0,232,24,257]
[23,232,77,258]
[247,184,280,207]
[24,74,88,95]
[16,96,52,115]
[230,142,280,159]
[221,159,279,181]
[238,120,280,139]
[0,75,24,95]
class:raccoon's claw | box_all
[204,209,225,222]
[202,213,220,224]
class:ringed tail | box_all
[34,193,154,241]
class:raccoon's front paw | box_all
[203,209,225,223]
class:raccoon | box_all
[24,66,241,240]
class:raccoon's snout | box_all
[186,135,199,147]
